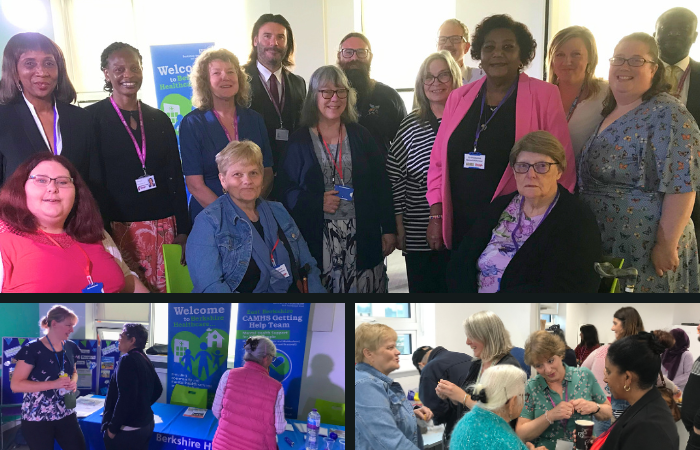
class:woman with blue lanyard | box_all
[10,305,85,450]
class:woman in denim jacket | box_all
[186,140,325,293]
[355,323,433,450]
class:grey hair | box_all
[414,51,462,125]
[439,18,469,39]
[509,131,567,174]
[463,311,513,363]
[300,65,358,127]
[243,336,277,364]
[466,365,526,414]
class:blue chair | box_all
[510,347,531,378]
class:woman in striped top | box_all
[387,51,462,292]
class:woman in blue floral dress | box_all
[579,32,700,293]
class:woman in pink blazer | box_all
[426,14,576,251]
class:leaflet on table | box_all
[183,407,207,418]
[74,396,105,418]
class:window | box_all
[355,303,410,318]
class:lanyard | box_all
[318,125,344,185]
[566,84,585,122]
[473,78,518,152]
[38,229,94,285]
[110,96,147,176]
[511,192,559,252]
[546,380,569,429]
[675,65,691,98]
[258,71,286,127]
[270,237,280,267]
[212,109,239,141]
[45,334,65,374]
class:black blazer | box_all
[600,387,679,450]
[278,123,396,270]
[0,98,96,189]
[686,58,700,123]
[447,184,602,293]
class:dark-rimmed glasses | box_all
[318,89,349,99]
[28,175,74,188]
[512,162,559,174]
[339,48,371,59]
[609,57,655,67]
[437,35,466,45]
[424,71,452,85]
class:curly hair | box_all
[470,14,537,68]
[100,42,143,93]
[190,48,251,111]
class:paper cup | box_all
[575,420,594,450]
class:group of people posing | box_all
[355,306,700,450]
[1,8,699,293]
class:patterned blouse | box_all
[521,363,607,450]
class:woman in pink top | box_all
[426,14,575,251]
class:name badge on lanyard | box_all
[258,71,289,141]
[270,238,290,278]
[109,97,154,193]
[464,152,486,169]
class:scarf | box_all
[661,328,690,380]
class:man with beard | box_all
[654,8,700,248]
[680,323,700,450]
[437,19,484,85]
[244,14,306,200]
[337,32,406,159]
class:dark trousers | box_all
[686,426,700,450]
[103,420,154,450]
[21,414,86,450]
[405,250,450,293]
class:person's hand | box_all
[426,219,444,250]
[396,223,406,251]
[53,377,71,390]
[67,379,78,393]
[570,399,599,415]
[525,444,547,450]
[414,405,433,422]
[548,400,574,422]
[435,379,465,404]
[323,190,341,214]
[694,426,700,436]
[172,234,188,266]
[651,242,679,276]
[382,234,397,257]
[107,430,116,439]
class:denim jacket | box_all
[355,362,423,450]
[186,195,325,293]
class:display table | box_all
[280,419,346,450]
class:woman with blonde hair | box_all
[180,48,274,221]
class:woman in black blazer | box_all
[447,131,602,293]
[0,32,95,191]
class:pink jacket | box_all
[426,73,576,249]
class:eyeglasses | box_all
[339,48,371,59]
[318,89,349,99]
[424,71,452,85]
[437,35,467,45]
[609,57,656,67]
[512,162,559,174]
[28,175,74,188]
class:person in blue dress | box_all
[578,32,700,293]
[180,48,274,222]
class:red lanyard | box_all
[270,238,280,266]
[110,97,147,175]
[38,229,94,285]
[676,65,691,98]
[212,109,239,141]
[547,381,569,429]
[318,125,344,185]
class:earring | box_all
[17,83,23,93]
[623,384,631,392]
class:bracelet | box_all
[463,393,468,406]
[429,215,443,220]
[544,410,553,425]
[594,404,601,415]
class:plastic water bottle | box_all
[306,408,321,450]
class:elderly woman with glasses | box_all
[278,65,396,293]
[447,131,602,292]
[212,336,288,450]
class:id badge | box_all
[464,152,486,169]
[82,282,105,293]
[334,184,354,201]
[135,175,157,192]
[275,128,289,141]
[555,439,574,450]
[273,264,290,278]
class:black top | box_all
[681,353,700,432]
[687,58,700,124]
[447,85,517,248]
[102,348,163,435]
[85,98,191,234]
[563,348,577,368]
[357,81,407,159]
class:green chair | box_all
[162,244,193,293]
[597,256,624,293]
[314,398,345,426]
[170,384,207,409]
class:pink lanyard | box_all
[676,65,691,98]
[547,381,569,429]
[212,109,239,141]
[257,71,286,126]
[38,229,94,285]
[109,96,147,175]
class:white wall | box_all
[39,303,87,339]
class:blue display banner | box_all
[98,339,121,396]
[233,303,310,419]
[167,304,231,408]
[2,337,32,405]
[74,340,99,396]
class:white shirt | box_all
[661,56,691,105]
[257,60,284,104]
[461,65,485,85]
[22,93,62,155]
[568,79,609,162]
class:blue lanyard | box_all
[472,77,518,153]
[547,381,569,429]
[565,84,585,122]
[45,335,65,374]
[511,192,559,252]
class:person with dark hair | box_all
[243,14,306,200]
[575,325,601,367]
[86,42,190,293]
[426,14,576,254]
[548,325,577,368]
[337,32,407,159]
[661,328,693,391]
[578,32,700,293]
[0,32,95,191]
[101,323,162,450]
[681,323,700,450]
[0,153,125,292]
[10,305,85,450]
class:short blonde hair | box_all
[191,48,251,111]
[463,311,513,363]
[509,130,567,173]
[215,140,264,176]
[466,364,526,413]
[547,26,601,99]
[355,323,397,364]
[524,330,566,366]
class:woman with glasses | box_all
[578,32,700,293]
[447,131,602,292]
[278,65,396,293]
[387,51,462,292]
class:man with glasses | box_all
[244,14,307,200]
[437,19,484,84]
[337,32,406,159]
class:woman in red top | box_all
[0,153,125,292]
[575,324,601,366]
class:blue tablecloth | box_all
[280,419,346,450]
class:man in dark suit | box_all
[654,7,700,247]
[243,14,306,200]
